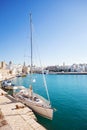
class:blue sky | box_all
[0,0,87,66]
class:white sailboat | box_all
[13,14,53,120]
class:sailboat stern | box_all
[25,100,53,120]
[41,107,53,120]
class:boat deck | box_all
[15,92,50,108]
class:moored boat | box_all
[1,80,15,90]
[13,86,53,119]
[13,13,53,120]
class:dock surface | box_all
[0,89,46,130]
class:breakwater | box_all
[33,71,87,75]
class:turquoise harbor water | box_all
[12,74,87,130]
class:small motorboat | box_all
[1,80,14,90]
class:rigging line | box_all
[30,13,33,74]
[30,15,51,104]
[35,41,51,104]
[30,13,33,85]
[42,71,51,104]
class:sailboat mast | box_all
[30,13,33,74]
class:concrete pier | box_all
[0,89,46,130]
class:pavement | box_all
[0,89,46,130]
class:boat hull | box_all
[25,101,53,120]
[15,96,53,120]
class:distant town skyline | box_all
[0,0,87,66]
[1,60,87,68]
